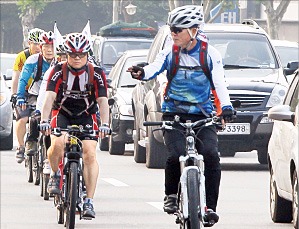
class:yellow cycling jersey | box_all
[13,49,33,89]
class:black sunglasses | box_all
[68,53,87,59]
[170,27,184,34]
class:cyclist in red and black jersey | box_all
[40,32,110,219]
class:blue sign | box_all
[210,1,240,24]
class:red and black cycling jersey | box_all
[46,62,107,116]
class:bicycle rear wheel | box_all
[26,156,33,183]
[33,152,40,185]
[186,168,200,229]
[65,162,78,229]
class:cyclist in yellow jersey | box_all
[12,28,45,163]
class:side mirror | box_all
[284,61,299,76]
[137,62,148,68]
[268,104,294,122]
[108,98,115,106]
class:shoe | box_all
[82,203,95,219]
[16,146,25,163]
[203,209,219,227]
[163,194,178,214]
[47,173,61,195]
[25,141,37,156]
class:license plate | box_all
[218,123,250,135]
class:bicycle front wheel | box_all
[65,162,78,229]
[186,168,200,229]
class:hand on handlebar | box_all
[40,120,51,136]
[220,108,237,123]
[99,124,111,138]
[10,94,17,108]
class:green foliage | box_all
[16,0,48,17]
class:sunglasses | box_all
[170,27,184,34]
[68,53,87,59]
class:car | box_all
[0,72,13,150]
[92,21,155,76]
[132,21,294,168]
[0,53,17,88]
[100,49,149,155]
[271,40,299,68]
[267,70,298,229]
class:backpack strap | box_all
[199,40,222,115]
[164,45,180,99]
[33,54,44,82]
[24,49,30,59]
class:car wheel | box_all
[292,170,298,229]
[0,122,13,150]
[134,120,146,163]
[270,167,292,223]
[109,135,125,155]
[99,137,109,151]
[257,147,268,164]
[145,125,167,169]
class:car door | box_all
[276,75,299,191]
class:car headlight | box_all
[0,93,8,106]
[119,105,133,116]
[266,84,287,108]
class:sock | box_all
[84,198,93,204]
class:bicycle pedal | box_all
[82,216,93,220]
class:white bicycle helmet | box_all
[167,5,204,28]
[40,31,54,45]
[64,33,91,53]
[28,28,45,43]
[56,35,66,54]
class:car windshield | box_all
[102,41,152,66]
[274,46,299,68]
[118,56,146,88]
[207,33,278,69]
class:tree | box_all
[259,0,291,39]
[17,0,48,48]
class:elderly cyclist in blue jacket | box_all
[127,5,236,226]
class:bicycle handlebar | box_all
[52,125,99,137]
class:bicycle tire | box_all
[186,168,200,229]
[65,162,78,229]
[26,156,33,183]
[43,174,50,200]
[33,153,40,185]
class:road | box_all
[0,140,294,229]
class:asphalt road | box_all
[0,141,294,229]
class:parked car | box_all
[0,72,13,150]
[0,53,17,88]
[132,21,293,168]
[93,21,155,76]
[268,70,298,229]
[271,40,299,68]
[100,49,149,155]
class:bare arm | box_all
[96,97,109,125]
[11,70,21,94]
[41,91,56,122]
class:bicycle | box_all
[144,115,222,229]
[52,125,98,229]
[39,134,51,200]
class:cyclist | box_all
[127,5,236,225]
[12,28,44,163]
[39,32,110,219]
[16,31,55,162]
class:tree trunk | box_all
[261,0,291,39]
[21,8,37,48]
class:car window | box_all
[102,41,152,66]
[275,46,299,68]
[117,56,147,88]
[207,33,278,69]
[290,80,299,112]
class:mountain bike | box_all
[39,134,51,200]
[52,125,98,229]
[144,115,222,229]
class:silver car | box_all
[0,72,13,150]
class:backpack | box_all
[27,53,44,94]
[57,62,96,116]
[165,40,222,116]
[24,48,30,59]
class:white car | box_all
[268,70,298,228]
[271,40,299,68]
